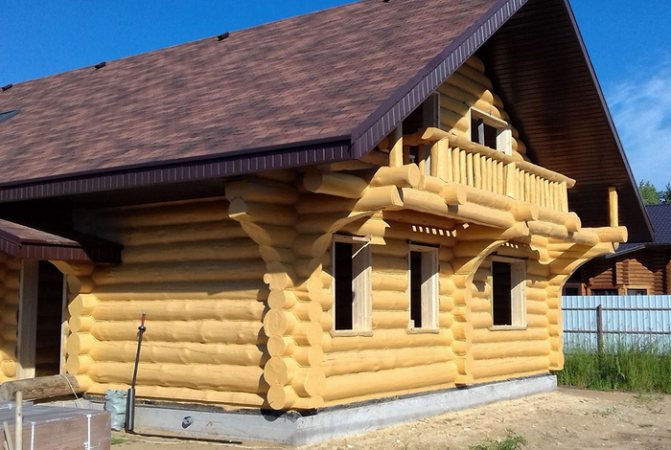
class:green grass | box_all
[110,435,125,445]
[469,431,527,450]
[558,344,671,393]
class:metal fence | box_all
[562,295,671,351]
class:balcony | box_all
[401,127,573,215]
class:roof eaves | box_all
[560,0,654,242]
[0,138,352,202]
[605,243,647,259]
[350,0,528,158]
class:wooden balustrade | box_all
[404,128,573,213]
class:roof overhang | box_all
[0,219,121,262]
[0,0,652,244]
[477,0,653,241]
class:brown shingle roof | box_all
[0,0,502,186]
[0,0,654,242]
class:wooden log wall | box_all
[0,255,20,381]
[439,56,527,160]
[320,219,459,405]
[573,249,670,295]
[435,56,569,213]
[69,198,269,407]
[469,248,552,382]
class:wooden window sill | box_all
[330,330,373,338]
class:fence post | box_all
[596,304,604,353]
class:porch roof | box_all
[0,219,120,262]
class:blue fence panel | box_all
[562,295,671,351]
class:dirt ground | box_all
[111,388,671,450]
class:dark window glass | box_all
[563,287,580,296]
[334,242,354,330]
[591,289,619,296]
[492,261,512,326]
[471,117,498,149]
[410,251,423,328]
[627,288,647,295]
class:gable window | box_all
[470,108,512,155]
[491,257,526,328]
[408,245,439,332]
[332,236,372,334]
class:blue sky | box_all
[1,0,670,188]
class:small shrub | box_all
[469,431,526,450]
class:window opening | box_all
[469,108,511,154]
[591,288,618,296]
[408,245,439,331]
[491,257,526,328]
[333,237,371,333]
[627,288,647,295]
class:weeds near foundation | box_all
[469,431,526,450]
[558,344,671,393]
[111,435,125,445]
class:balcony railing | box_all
[401,127,574,214]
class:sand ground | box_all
[111,388,671,450]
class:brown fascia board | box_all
[0,137,351,202]
[350,0,528,156]
[0,221,121,262]
[559,0,653,241]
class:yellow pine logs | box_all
[227,175,328,411]
[0,257,19,381]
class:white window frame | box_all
[489,256,526,330]
[469,107,512,155]
[331,235,372,337]
[407,244,440,333]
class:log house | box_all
[0,0,653,436]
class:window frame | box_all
[331,234,373,337]
[625,286,649,296]
[469,108,512,155]
[489,256,527,330]
[406,244,440,334]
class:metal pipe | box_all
[125,313,146,432]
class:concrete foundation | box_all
[109,374,557,445]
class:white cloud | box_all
[606,57,671,190]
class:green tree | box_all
[638,180,660,205]
[662,183,671,204]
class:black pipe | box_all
[125,313,146,432]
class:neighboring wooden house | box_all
[0,0,652,441]
[568,205,671,295]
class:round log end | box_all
[267,336,294,357]
[294,368,326,398]
[406,164,421,188]
[267,385,296,410]
[443,184,467,205]
[565,212,581,233]
[268,290,298,310]
[264,357,299,386]
[263,310,298,336]
[302,169,323,193]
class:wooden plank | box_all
[0,375,81,402]
[17,261,39,380]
